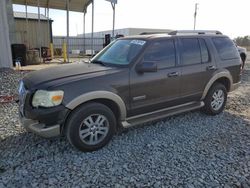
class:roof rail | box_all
[168,30,222,35]
[140,32,166,35]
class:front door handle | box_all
[168,72,179,77]
[207,65,216,70]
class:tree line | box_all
[234,36,250,46]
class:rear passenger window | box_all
[181,38,201,65]
[212,37,239,60]
[143,40,176,69]
[199,39,209,63]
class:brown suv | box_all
[18,30,242,151]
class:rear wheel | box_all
[202,83,227,115]
[66,102,116,152]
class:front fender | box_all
[65,91,127,120]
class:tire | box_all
[202,83,227,115]
[65,102,116,152]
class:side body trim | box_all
[65,91,127,120]
[201,70,233,100]
[121,101,204,128]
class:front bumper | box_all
[20,115,61,138]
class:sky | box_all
[13,0,250,39]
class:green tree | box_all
[234,36,250,46]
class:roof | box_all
[12,0,92,13]
[122,32,227,41]
[14,11,51,21]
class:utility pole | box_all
[111,2,116,39]
[194,3,198,30]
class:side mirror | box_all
[136,61,157,73]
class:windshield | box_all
[92,39,146,66]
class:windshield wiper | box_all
[91,60,108,66]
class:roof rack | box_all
[168,30,222,35]
[140,32,166,35]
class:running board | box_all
[121,101,204,128]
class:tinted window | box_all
[181,38,201,65]
[212,37,238,60]
[199,39,209,63]
[143,40,176,69]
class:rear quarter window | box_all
[212,37,239,60]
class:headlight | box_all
[32,90,64,108]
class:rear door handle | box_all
[207,65,216,70]
[168,72,179,77]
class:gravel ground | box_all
[0,61,250,187]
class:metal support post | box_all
[91,0,94,57]
[37,0,42,61]
[66,0,70,63]
[83,11,86,55]
[25,0,29,48]
[47,8,53,59]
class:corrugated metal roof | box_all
[14,11,50,20]
[12,0,92,13]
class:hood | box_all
[23,63,115,89]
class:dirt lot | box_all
[0,57,250,187]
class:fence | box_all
[53,36,105,55]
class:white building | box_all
[79,28,172,38]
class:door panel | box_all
[128,39,181,117]
[199,38,217,91]
[178,38,216,101]
[129,67,181,116]
[180,64,203,100]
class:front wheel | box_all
[65,102,116,152]
[202,83,227,115]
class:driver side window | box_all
[143,40,176,69]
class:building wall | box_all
[0,0,12,68]
[15,19,51,49]
[53,36,104,54]
[80,28,172,38]
[82,28,130,38]
[54,28,173,55]
[128,28,172,35]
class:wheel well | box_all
[240,53,246,63]
[89,98,121,120]
[62,98,121,134]
[214,77,230,91]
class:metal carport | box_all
[12,0,117,61]
[12,0,93,63]
[0,0,117,68]
[12,0,92,12]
